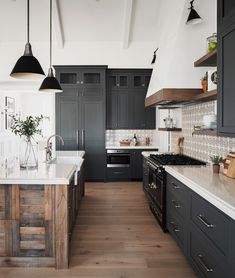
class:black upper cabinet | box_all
[218,0,235,136]
[106,69,155,130]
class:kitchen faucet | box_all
[45,134,65,162]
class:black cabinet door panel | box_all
[56,92,79,150]
[218,20,235,135]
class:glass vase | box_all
[19,137,38,169]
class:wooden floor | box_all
[1,182,196,278]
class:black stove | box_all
[149,154,206,166]
[143,154,206,232]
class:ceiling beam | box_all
[53,0,64,48]
[122,0,134,49]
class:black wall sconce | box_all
[186,0,202,25]
[151,48,159,64]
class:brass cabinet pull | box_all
[197,214,214,228]
[197,254,213,272]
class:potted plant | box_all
[10,115,43,169]
[201,74,207,93]
[210,155,223,174]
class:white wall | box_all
[148,0,217,151]
[147,0,217,96]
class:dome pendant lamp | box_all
[39,0,62,93]
[186,0,202,25]
[10,0,45,79]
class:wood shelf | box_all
[194,50,217,67]
[158,128,182,132]
[158,106,181,110]
[193,90,217,102]
[192,129,217,136]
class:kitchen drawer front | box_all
[190,192,230,256]
[167,189,186,220]
[167,174,187,201]
[166,210,185,252]
[189,226,228,278]
[107,167,131,180]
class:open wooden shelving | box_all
[194,50,217,67]
[158,128,182,132]
[192,129,217,136]
[193,89,217,102]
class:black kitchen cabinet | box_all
[166,173,235,277]
[106,149,157,181]
[106,69,155,130]
[55,66,107,181]
[131,150,145,180]
[107,70,130,90]
[218,1,235,136]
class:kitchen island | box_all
[0,158,84,269]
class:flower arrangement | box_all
[10,115,43,141]
[10,115,43,168]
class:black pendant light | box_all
[186,0,202,25]
[39,0,62,93]
[10,0,45,79]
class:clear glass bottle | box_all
[19,137,38,169]
[207,33,217,53]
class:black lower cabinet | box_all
[166,174,235,277]
[68,166,85,241]
[106,149,158,181]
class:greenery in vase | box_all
[210,155,223,165]
[10,115,43,141]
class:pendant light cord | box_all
[189,0,194,9]
[27,0,30,43]
[50,0,52,69]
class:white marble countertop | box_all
[106,145,159,150]
[56,150,85,157]
[0,162,77,185]
[165,165,235,220]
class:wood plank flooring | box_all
[0,182,196,278]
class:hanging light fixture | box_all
[39,0,62,93]
[10,0,45,79]
[186,0,202,25]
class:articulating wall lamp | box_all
[186,0,202,25]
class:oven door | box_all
[148,167,164,210]
[107,150,130,168]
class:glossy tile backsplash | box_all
[171,101,235,163]
[106,130,154,146]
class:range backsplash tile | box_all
[106,130,154,146]
[171,101,235,163]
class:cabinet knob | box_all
[81,81,84,84]
[117,83,120,87]
[77,81,80,84]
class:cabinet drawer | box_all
[107,167,131,180]
[189,227,227,278]
[167,211,185,251]
[167,174,187,199]
[190,193,230,256]
[167,190,186,220]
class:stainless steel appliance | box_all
[107,149,130,168]
[143,154,206,232]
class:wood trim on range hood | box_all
[145,88,203,107]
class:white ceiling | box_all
[0,0,161,44]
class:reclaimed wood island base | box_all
[0,162,84,269]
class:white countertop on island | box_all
[165,165,235,220]
[106,145,159,150]
[56,150,85,157]
[0,163,77,185]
